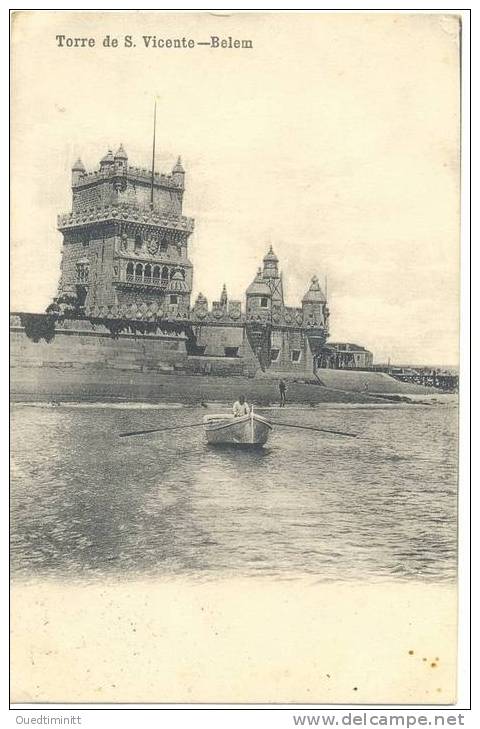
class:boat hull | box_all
[203,412,272,446]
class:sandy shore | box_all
[11,578,456,704]
[10,367,382,405]
[10,366,451,406]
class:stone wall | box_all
[192,323,245,357]
[269,328,313,374]
[72,175,183,216]
[10,309,320,387]
[10,317,188,373]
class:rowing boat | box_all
[203,408,272,447]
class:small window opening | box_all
[224,347,239,358]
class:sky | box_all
[11,11,460,365]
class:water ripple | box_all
[10,402,458,583]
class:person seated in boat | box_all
[232,395,250,417]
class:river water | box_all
[10,401,458,583]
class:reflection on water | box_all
[10,402,458,583]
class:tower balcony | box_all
[116,274,171,291]
[115,265,190,293]
[57,203,195,234]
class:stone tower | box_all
[56,145,195,318]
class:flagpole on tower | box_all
[150,99,157,208]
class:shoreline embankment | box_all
[10,365,454,406]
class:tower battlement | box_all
[68,145,186,218]
[73,166,183,191]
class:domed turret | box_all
[114,144,128,161]
[263,245,278,264]
[100,149,115,169]
[114,144,128,171]
[262,245,284,303]
[246,268,272,321]
[172,156,185,186]
[263,245,279,278]
[302,275,326,304]
[71,157,86,185]
[246,268,271,297]
[302,275,327,329]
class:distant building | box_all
[316,342,373,369]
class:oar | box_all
[119,422,205,438]
[271,421,357,438]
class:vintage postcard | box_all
[10,11,462,705]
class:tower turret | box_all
[71,158,86,186]
[246,268,272,321]
[220,283,228,306]
[263,245,279,278]
[302,275,327,326]
[99,149,115,170]
[114,144,128,172]
[262,245,283,303]
[172,156,185,187]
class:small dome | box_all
[173,156,185,173]
[263,245,278,263]
[72,158,85,172]
[302,275,326,303]
[100,150,115,165]
[195,292,207,304]
[246,268,271,297]
[114,144,128,160]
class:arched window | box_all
[126,262,134,275]
[153,266,160,282]
[134,234,142,252]
[144,264,152,281]
[170,268,176,280]
[161,266,169,280]
[135,263,143,281]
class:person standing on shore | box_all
[279,379,287,407]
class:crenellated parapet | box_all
[84,301,192,322]
[192,291,243,324]
[73,167,183,189]
[72,145,184,192]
